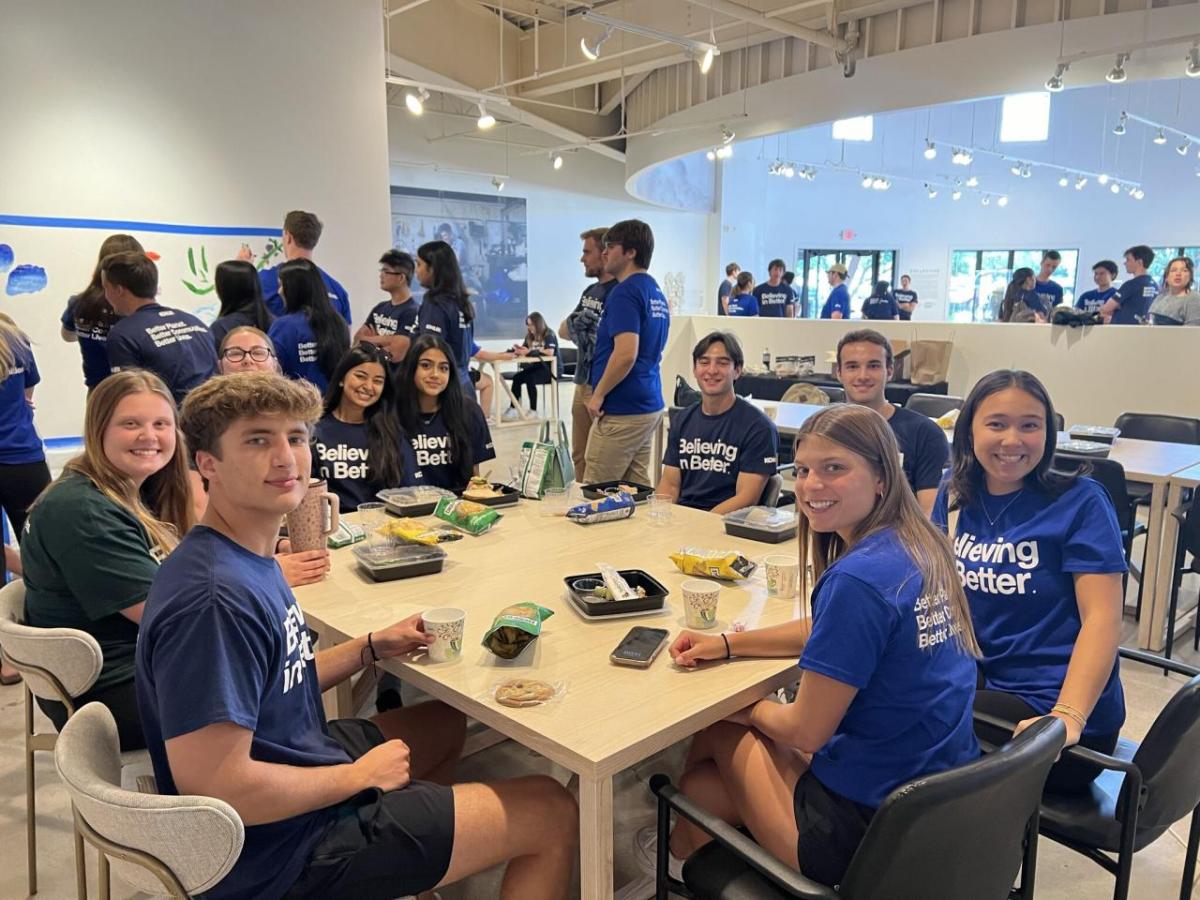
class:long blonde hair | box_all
[795,404,979,656]
[0,313,31,377]
[49,370,194,553]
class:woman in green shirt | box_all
[20,370,193,750]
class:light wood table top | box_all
[1171,463,1200,489]
[295,502,803,780]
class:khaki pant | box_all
[583,409,664,486]
[571,383,593,482]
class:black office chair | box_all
[759,474,783,508]
[648,717,1065,900]
[558,346,577,379]
[1163,489,1200,658]
[1037,649,1200,900]
[822,386,846,404]
[1054,412,1065,433]
[905,393,964,418]
[1113,413,1200,508]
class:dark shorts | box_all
[794,770,875,888]
[468,368,482,385]
[37,677,146,752]
[283,718,456,900]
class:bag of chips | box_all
[380,518,463,545]
[481,603,555,660]
[669,548,757,580]
[434,497,501,535]
[566,492,635,525]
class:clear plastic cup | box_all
[648,493,674,526]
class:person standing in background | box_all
[1034,251,1064,312]
[209,260,274,350]
[1075,261,1118,314]
[753,259,796,318]
[998,268,1045,323]
[820,263,851,319]
[239,210,352,325]
[1149,257,1200,326]
[584,219,670,486]
[893,274,918,320]
[860,280,900,320]
[355,250,419,360]
[716,262,740,315]
[1100,245,1157,325]
[268,258,351,394]
[725,271,759,316]
[61,233,144,392]
[413,241,476,397]
[559,228,615,480]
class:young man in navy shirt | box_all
[752,259,796,318]
[835,329,948,516]
[101,252,217,407]
[239,210,352,324]
[585,219,670,486]
[1075,260,1118,313]
[657,331,778,513]
[136,372,577,900]
[820,263,851,319]
[354,249,418,360]
[1101,245,1156,325]
[716,261,740,315]
[893,274,918,320]
[1034,250,1064,312]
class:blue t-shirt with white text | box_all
[752,282,795,318]
[1034,279,1063,312]
[590,272,670,415]
[1076,287,1116,314]
[0,341,44,464]
[820,283,851,319]
[663,398,778,510]
[260,263,352,324]
[861,293,899,320]
[801,528,979,809]
[364,297,420,338]
[1111,274,1157,325]
[106,304,218,406]
[408,405,496,492]
[725,293,759,317]
[269,312,332,394]
[136,526,349,900]
[61,296,113,388]
[312,415,421,512]
[415,293,474,389]
[932,477,1127,737]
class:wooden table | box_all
[295,504,804,899]
[482,356,562,428]
[1158,462,1200,646]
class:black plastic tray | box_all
[459,483,521,508]
[563,569,668,616]
[353,545,447,582]
[724,521,798,544]
[581,480,654,504]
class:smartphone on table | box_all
[610,626,670,668]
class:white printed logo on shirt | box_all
[952,531,1040,595]
[678,437,739,474]
[282,601,316,693]
[412,432,451,467]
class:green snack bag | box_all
[482,602,554,660]
[434,497,501,535]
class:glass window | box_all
[948,248,1079,320]
[832,116,873,142]
[999,92,1051,143]
[797,249,898,318]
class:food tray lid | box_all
[722,506,798,532]
[352,542,447,568]
[377,486,456,506]
[1056,439,1110,454]
[1067,425,1120,439]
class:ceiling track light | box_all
[981,196,991,206]
[697,45,716,74]
[1058,175,1070,187]
[721,126,735,145]
[1106,52,1130,84]
[861,175,874,189]
[997,195,1009,207]
[716,144,732,160]
[1113,112,1127,136]
[1178,140,1192,156]
[1110,182,1121,194]
[923,140,937,160]
[580,26,613,61]
[1010,162,1023,176]
[965,175,979,188]
[1075,176,1088,190]
[1188,46,1200,78]
[925,184,938,198]
[1021,164,1032,178]
[1097,173,1109,185]
[476,103,496,130]
[580,11,718,71]
[1045,62,1069,92]
[951,189,963,201]
[491,176,505,192]
[1154,128,1168,145]
[551,152,564,170]
[404,87,429,116]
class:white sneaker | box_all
[634,824,685,882]
[501,406,520,422]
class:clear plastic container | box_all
[722,506,799,544]
[352,542,447,581]
[376,486,456,517]
[1067,425,1120,445]
[1056,439,1111,458]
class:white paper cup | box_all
[764,554,800,599]
[682,579,721,629]
[423,607,466,662]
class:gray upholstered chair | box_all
[55,702,244,898]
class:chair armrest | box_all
[649,775,838,900]
[1118,647,1200,678]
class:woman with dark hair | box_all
[210,259,274,349]
[268,258,349,393]
[414,240,475,394]
[725,271,759,317]
[61,233,144,390]
[860,280,900,320]
[933,369,1126,792]
[398,334,495,492]
[997,268,1044,322]
[504,311,559,419]
[1149,256,1200,326]
[313,343,420,512]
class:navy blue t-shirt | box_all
[893,288,917,322]
[1020,290,1047,317]
[1034,279,1063,312]
[752,282,795,318]
[1112,274,1157,325]
[409,405,496,492]
[260,263,351,324]
[269,312,332,394]
[801,528,979,809]
[1076,287,1116,313]
[663,398,778,510]
[106,304,218,406]
[932,478,1127,737]
[313,414,421,512]
[61,295,114,388]
[820,283,851,319]
[590,272,670,415]
[717,279,732,315]
[887,407,950,496]
[415,293,474,389]
[861,293,899,320]
[136,526,350,900]
[0,340,45,464]
[364,297,419,338]
[210,310,273,352]
[725,293,759,317]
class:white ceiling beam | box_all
[682,0,849,53]
[599,71,650,115]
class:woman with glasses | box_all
[268,258,350,393]
[217,326,280,374]
[210,260,274,350]
[313,343,419,513]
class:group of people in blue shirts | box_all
[718,259,921,320]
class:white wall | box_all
[1,0,391,438]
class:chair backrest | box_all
[759,473,783,508]
[822,385,846,403]
[1052,457,1135,534]
[55,703,244,896]
[839,717,1065,900]
[1129,673,1200,834]
[906,393,964,419]
[1181,490,1200,558]
[1113,413,1200,445]
[781,383,829,405]
[559,345,578,375]
[0,579,104,703]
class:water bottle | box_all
[762,347,771,370]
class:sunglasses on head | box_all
[356,341,392,362]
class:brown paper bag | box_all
[909,340,952,385]
[890,339,911,381]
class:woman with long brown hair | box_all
[504,310,559,418]
[60,233,144,390]
[20,370,193,749]
[653,404,979,889]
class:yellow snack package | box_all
[380,518,462,545]
[669,548,758,580]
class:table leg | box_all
[1144,480,1187,652]
[1137,482,1168,651]
[578,773,614,900]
